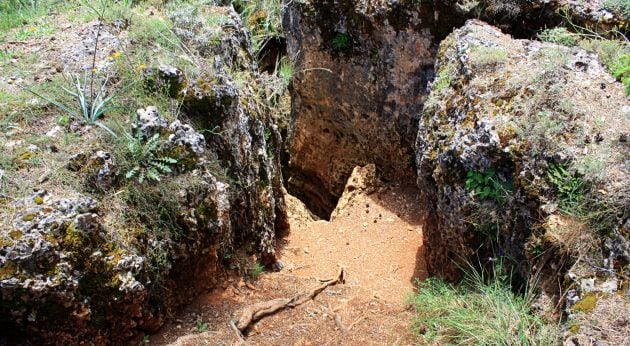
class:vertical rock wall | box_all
[283,0,455,217]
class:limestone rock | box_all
[331,164,380,221]
[282,0,626,218]
[0,3,287,343]
[416,20,628,281]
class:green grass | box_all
[537,25,630,94]
[602,0,630,18]
[410,266,560,345]
[12,21,56,40]
[234,0,284,53]
[469,46,508,67]
[0,0,59,31]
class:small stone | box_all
[272,261,284,272]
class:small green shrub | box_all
[602,0,630,18]
[466,170,511,203]
[331,32,350,50]
[546,164,585,214]
[195,320,209,332]
[537,27,577,46]
[249,262,264,279]
[124,133,178,184]
[23,73,121,137]
[611,53,630,95]
[410,265,560,345]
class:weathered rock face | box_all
[282,0,625,218]
[170,5,288,262]
[283,1,448,218]
[415,20,629,285]
[0,123,230,343]
[0,4,287,344]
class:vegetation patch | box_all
[410,265,560,345]
[602,0,630,19]
[469,46,508,67]
[571,292,599,314]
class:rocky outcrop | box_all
[415,19,628,289]
[0,4,287,344]
[0,124,230,343]
[282,0,625,218]
[170,5,288,262]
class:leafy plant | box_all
[547,164,585,214]
[432,63,456,91]
[465,169,510,202]
[331,32,350,50]
[611,53,630,95]
[537,27,578,46]
[125,133,177,183]
[23,73,123,137]
[195,320,209,333]
[249,262,264,279]
[410,263,560,345]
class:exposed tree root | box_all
[233,267,346,335]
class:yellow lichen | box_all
[8,230,22,240]
[34,196,44,205]
[62,223,85,252]
[0,237,13,248]
[571,292,598,314]
[0,261,17,280]
[569,324,580,334]
[22,213,36,222]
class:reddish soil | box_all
[149,182,426,345]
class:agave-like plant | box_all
[22,72,123,138]
[125,132,178,184]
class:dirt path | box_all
[150,166,426,345]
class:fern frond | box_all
[146,133,161,152]
[150,161,172,173]
[155,157,178,164]
[147,168,160,181]
[126,167,139,179]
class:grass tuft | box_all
[410,265,560,345]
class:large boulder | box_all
[415,20,629,286]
